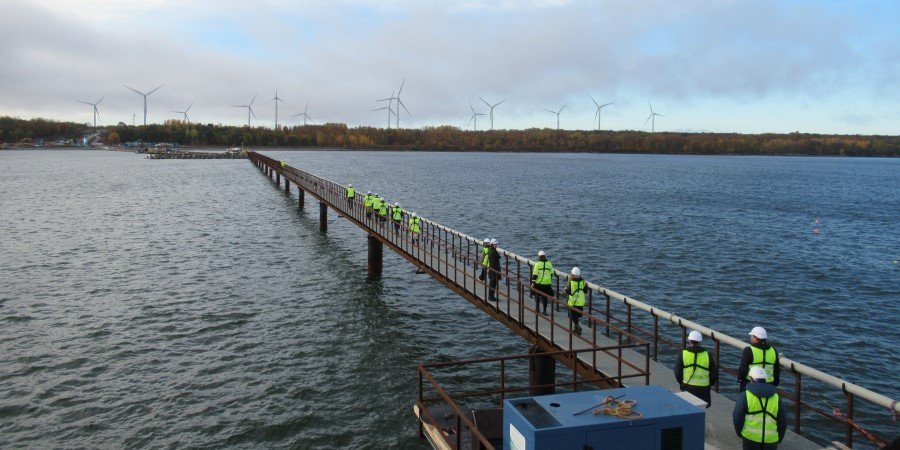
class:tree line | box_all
[2,116,898,157]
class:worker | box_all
[564,267,586,335]
[675,330,719,407]
[733,366,787,449]
[363,191,374,219]
[279,160,286,168]
[478,238,490,281]
[391,202,403,232]
[409,212,421,244]
[377,195,389,222]
[487,239,502,302]
[371,193,383,223]
[738,327,780,391]
[346,183,355,208]
[531,250,554,315]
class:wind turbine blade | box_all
[250,108,257,120]
[304,102,309,114]
[96,95,106,105]
[397,78,405,96]
[559,104,566,114]
[250,92,258,106]
[495,100,506,107]
[398,99,410,115]
[373,107,388,112]
[602,102,615,107]
[147,84,164,95]
[305,115,313,123]
[479,97,490,108]
[123,85,143,95]
[594,109,599,122]
[544,109,556,114]
[655,113,664,117]
[589,95,599,107]
[231,105,246,108]
[77,100,92,105]
[469,102,476,114]
[648,99,653,114]
[186,103,192,112]
[466,115,474,126]
[643,115,652,127]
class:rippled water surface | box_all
[1,150,897,448]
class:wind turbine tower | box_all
[171,103,193,124]
[467,102,487,131]
[123,84,164,126]
[375,91,396,129]
[291,102,314,126]
[589,96,614,131]
[232,93,258,127]
[643,100,664,132]
[544,104,566,130]
[394,78,411,129]
[268,90,287,129]
[479,97,505,131]
[77,96,105,127]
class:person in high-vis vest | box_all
[409,212,421,245]
[478,238,490,282]
[371,194,383,223]
[279,160,286,168]
[346,184,355,207]
[487,239,501,302]
[674,330,719,407]
[733,366,786,449]
[391,202,403,232]
[377,196,388,222]
[564,267,586,335]
[530,250,554,315]
[363,191,374,219]
[737,326,780,391]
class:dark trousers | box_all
[533,284,554,313]
[682,385,712,407]
[488,273,500,301]
[741,439,778,450]
[569,305,583,327]
[392,220,400,232]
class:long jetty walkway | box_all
[248,152,897,450]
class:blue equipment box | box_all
[503,385,704,450]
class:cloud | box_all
[0,0,897,133]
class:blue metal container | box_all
[503,385,704,450]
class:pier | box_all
[147,150,246,159]
[248,152,897,449]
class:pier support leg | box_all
[298,189,305,209]
[319,202,327,231]
[276,173,280,187]
[529,345,556,396]
[285,180,290,194]
[367,235,383,276]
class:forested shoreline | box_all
[2,116,898,156]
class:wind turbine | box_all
[291,102,314,126]
[77,96,105,127]
[123,84,164,125]
[376,91,395,129]
[479,97,505,131]
[467,102,487,131]
[171,103,192,124]
[544,104,566,130]
[394,78,411,129]
[589,96,614,131]
[267,89,287,129]
[643,100,664,132]
[232,93,258,127]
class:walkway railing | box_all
[249,152,897,448]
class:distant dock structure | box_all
[145,148,246,159]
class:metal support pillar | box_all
[276,172,280,187]
[319,202,327,231]
[367,235,383,276]
[285,179,290,194]
[298,189,305,209]
[529,345,556,396]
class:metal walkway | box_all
[249,152,896,450]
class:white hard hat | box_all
[411,212,417,217]
[571,267,581,276]
[490,239,498,245]
[688,330,702,343]
[749,326,768,340]
[374,193,379,196]
[367,190,372,194]
[394,202,399,206]
[537,250,546,257]
[348,184,353,187]
[749,366,768,380]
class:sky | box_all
[1,0,898,134]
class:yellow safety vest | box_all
[682,350,711,387]
[378,203,388,217]
[372,197,382,211]
[392,207,403,221]
[532,260,554,285]
[747,347,777,384]
[481,247,490,267]
[567,279,586,307]
[409,217,421,233]
[741,390,780,444]
[347,187,355,199]
[363,195,373,208]
[279,161,286,167]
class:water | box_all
[1,150,897,448]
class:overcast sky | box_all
[1,0,898,134]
